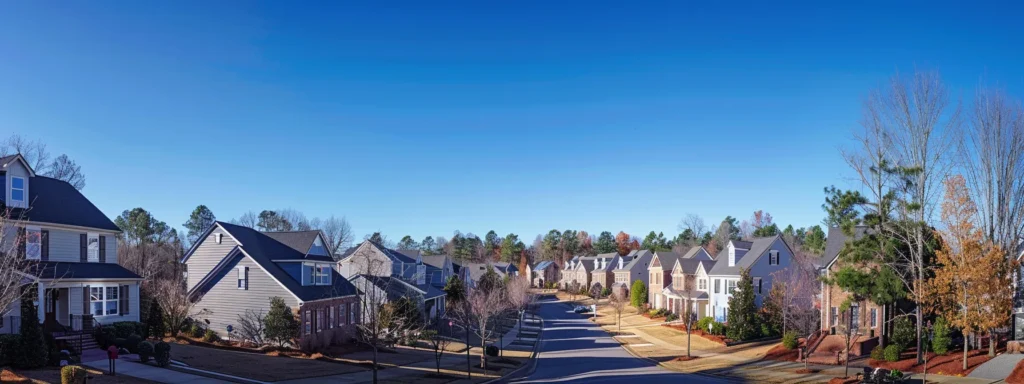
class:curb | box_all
[611,327,744,383]
[486,315,543,384]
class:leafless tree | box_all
[420,329,454,374]
[236,309,266,347]
[608,289,627,333]
[836,306,856,377]
[679,214,707,240]
[0,134,50,172]
[154,275,204,336]
[506,277,535,340]
[459,284,509,370]
[677,273,699,358]
[233,211,258,228]
[46,154,86,190]
[349,247,413,383]
[0,207,33,323]
[768,262,820,369]
[277,208,311,231]
[315,215,354,253]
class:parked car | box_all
[573,305,592,314]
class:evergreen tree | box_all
[183,205,216,245]
[397,235,419,250]
[500,234,524,263]
[421,236,437,255]
[477,267,502,294]
[18,296,47,368]
[630,280,648,308]
[802,225,827,255]
[147,300,166,338]
[443,276,466,306]
[257,210,293,232]
[264,297,299,346]
[726,269,760,341]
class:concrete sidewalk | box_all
[83,359,232,383]
[970,353,1024,380]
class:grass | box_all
[170,343,368,382]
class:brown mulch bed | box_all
[0,370,30,383]
[1006,358,1024,384]
[794,368,819,374]
[868,348,994,376]
[828,377,858,384]
[170,343,368,382]
[671,356,700,362]
[661,324,731,345]
[764,344,801,362]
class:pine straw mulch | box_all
[0,369,30,383]
[1005,358,1024,384]
[763,342,803,362]
[671,355,700,362]
[868,348,995,376]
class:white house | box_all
[706,235,795,322]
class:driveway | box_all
[512,296,733,383]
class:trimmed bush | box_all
[891,317,915,350]
[709,321,725,336]
[16,300,48,369]
[883,344,902,362]
[94,326,116,350]
[630,280,648,308]
[189,323,204,338]
[0,334,22,366]
[870,345,885,361]
[154,341,171,367]
[782,331,798,350]
[202,329,219,343]
[137,341,154,363]
[697,316,715,332]
[932,317,951,355]
[60,365,88,384]
[485,345,498,357]
[125,334,143,352]
[147,301,166,338]
[113,338,127,349]
[112,321,146,339]
[665,313,679,322]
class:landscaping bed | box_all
[868,348,994,376]
[764,344,800,362]
[13,367,162,384]
[661,324,730,345]
[1006,358,1024,384]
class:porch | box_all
[1,279,140,335]
[661,287,709,319]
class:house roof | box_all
[707,236,783,276]
[650,251,681,270]
[823,226,868,269]
[6,175,120,232]
[534,260,556,271]
[396,249,421,260]
[662,286,709,300]
[680,246,704,259]
[262,231,323,257]
[29,261,142,281]
[352,274,446,301]
[421,255,449,270]
[674,258,715,274]
[615,250,653,272]
[216,222,358,301]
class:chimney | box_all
[728,243,736,267]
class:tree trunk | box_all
[466,328,472,379]
[989,329,996,357]
[963,334,969,372]
[480,327,487,369]
[373,347,379,383]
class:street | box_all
[512,296,734,383]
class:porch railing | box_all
[0,316,21,334]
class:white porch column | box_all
[36,282,45,323]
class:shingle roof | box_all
[823,226,868,269]
[421,255,448,270]
[651,251,681,270]
[534,260,555,271]
[708,236,782,276]
[262,231,320,256]
[7,176,120,231]
[352,275,446,301]
[681,246,703,259]
[396,249,421,260]
[615,250,653,272]
[29,262,142,280]
[217,222,358,301]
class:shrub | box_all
[709,321,725,336]
[932,317,951,355]
[891,317,915,350]
[782,331,798,350]
[147,301,166,338]
[697,317,715,332]
[113,338,127,349]
[202,329,219,343]
[137,341,154,363]
[883,344,903,362]
[264,297,300,346]
[665,313,679,322]
[94,326,116,349]
[60,365,87,384]
[601,287,612,297]
[485,345,498,357]
[0,334,21,366]
[125,334,143,352]
[189,323,204,338]
[16,300,48,369]
[154,341,171,367]
[870,345,885,361]
[630,280,648,308]
[112,321,146,339]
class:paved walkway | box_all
[83,359,231,383]
[969,353,1024,380]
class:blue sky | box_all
[2,2,1023,242]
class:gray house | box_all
[337,240,447,321]
[0,154,142,349]
[611,250,653,295]
[182,221,360,339]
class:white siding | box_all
[185,226,239,292]
[5,159,30,208]
[48,228,81,263]
[69,286,83,317]
[193,255,299,336]
[0,300,20,334]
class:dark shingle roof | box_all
[651,251,681,270]
[421,255,448,269]
[9,176,120,232]
[262,231,320,256]
[29,262,142,280]
[708,236,781,276]
[217,222,358,301]
[353,275,446,301]
[823,226,868,269]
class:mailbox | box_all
[107,345,119,359]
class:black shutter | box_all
[80,234,87,262]
[41,230,49,261]
[83,285,90,316]
[99,236,106,263]
[17,227,25,259]
[120,285,129,316]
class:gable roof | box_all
[823,226,868,269]
[681,246,707,259]
[421,255,449,270]
[708,235,785,276]
[351,274,447,301]
[6,175,120,232]
[673,257,716,275]
[534,260,556,271]
[1,154,36,177]
[262,230,330,259]
[213,221,358,301]
[614,250,652,272]
[650,251,681,271]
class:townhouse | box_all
[338,240,447,322]
[611,250,653,296]
[706,235,794,322]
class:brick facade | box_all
[298,295,360,341]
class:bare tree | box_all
[460,284,509,370]
[46,154,86,190]
[769,263,820,369]
[236,309,266,347]
[315,215,354,253]
[678,273,699,358]
[506,277,535,341]
[154,275,204,335]
[608,289,627,333]
[277,208,311,231]
[0,208,32,323]
[233,211,258,228]
[679,214,707,240]
[350,247,414,383]
[420,329,454,374]
[0,134,50,172]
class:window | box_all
[90,286,119,316]
[25,228,41,260]
[754,277,762,294]
[316,309,324,332]
[349,303,357,324]
[328,306,335,329]
[726,280,737,294]
[870,308,878,328]
[10,177,25,203]
[215,233,223,244]
[698,279,706,290]
[304,310,312,335]
[714,279,720,293]
[339,304,347,326]
[314,265,331,285]
[769,251,779,266]
[237,267,248,290]
[830,307,838,326]
[87,234,99,262]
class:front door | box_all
[43,289,60,331]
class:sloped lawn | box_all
[170,343,367,382]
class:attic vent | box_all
[215,233,223,245]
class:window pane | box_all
[106,287,118,299]
[91,287,103,301]
[92,302,104,316]
[11,190,24,201]
[106,301,118,316]
[11,177,24,189]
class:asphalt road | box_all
[512,296,734,384]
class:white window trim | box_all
[10,176,26,203]
[87,233,100,262]
[237,266,248,290]
[215,233,223,244]
[89,284,120,317]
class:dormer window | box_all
[10,177,25,203]
[309,236,327,256]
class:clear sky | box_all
[2,2,1023,242]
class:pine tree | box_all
[147,301,166,338]
[17,296,48,368]
[264,297,299,347]
[726,269,760,341]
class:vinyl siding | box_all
[193,255,299,335]
[38,228,118,264]
[185,226,240,292]
[5,159,30,208]
[0,299,20,334]
[69,286,83,317]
